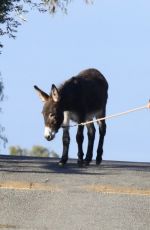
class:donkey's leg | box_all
[59,128,70,166]
[96,119,106,165]
[84,123,96,165]
[76,125,84,166]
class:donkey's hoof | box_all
[58,161,66,167]
[96,158,102,165]
[84,160,91,166]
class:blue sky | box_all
[1,0,150,162]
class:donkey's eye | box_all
[49,113,55,118]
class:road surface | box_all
[0,155,149,230]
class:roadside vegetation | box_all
[9,145,59,158]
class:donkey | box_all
[34,68,108,166]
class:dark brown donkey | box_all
[34,68,108,166]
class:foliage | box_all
[0,0,92,52]
[0,78,8,149]
[0,0,35,51]
[30,145,50,157]
[0,0,70,52]
[9,145,27,156]
[9,145,59,158]
[0,78,4,106]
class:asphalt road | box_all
[0,155,149,230]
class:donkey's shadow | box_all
[0,155,149,175]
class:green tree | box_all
[0,78,7,149]
[30,145,50,157]
[9,146,27,156]
[9,145,59,158]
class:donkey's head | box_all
[34,84,64,141]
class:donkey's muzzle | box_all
[44,127,55,141]
[45,134,55,141]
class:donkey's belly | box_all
[62,109,103,127]
[62,111,79,127]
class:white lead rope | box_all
[65,100,150,128]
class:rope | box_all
[62,100,150,128]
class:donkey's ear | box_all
[34,85,49,103]
[51,84,60,102]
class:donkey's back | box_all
[77,68,108,107]
[60,68,108,113]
